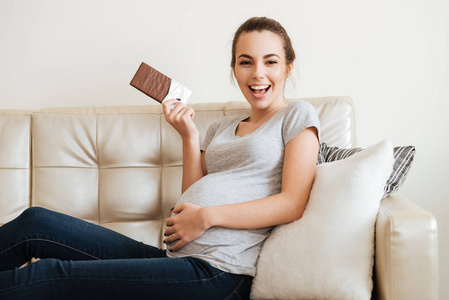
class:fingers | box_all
[163,203,202,252]
[173,106,194,121]
[165,204,180,229]
[163,223,179,248]
[162,99,178,116]
[164,224,175,236]
[163,226,183,251]
[170,240,185,252]
[162,99,181,119]
[187,107,195,119]
[162,231,187,252]
[163,100,194,121]
[162,98,183,115]
[163,232,179,244]
[171,204,183,214]
[165,216,174,227]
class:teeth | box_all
[250,85,270,90]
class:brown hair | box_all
[231,17,296,71]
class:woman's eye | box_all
[267,60,278,65]
[239,61,251,65]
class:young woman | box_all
[0,17,319,299]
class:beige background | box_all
[1,0,448,297]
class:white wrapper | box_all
[162,79,192,105]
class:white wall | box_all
[1,0,448,296]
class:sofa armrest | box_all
[374,193,438,300]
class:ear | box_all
[230,70,237,86]
[286,63,294,78]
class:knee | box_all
[18,206,52,224]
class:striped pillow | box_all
[318,143,415,198]
[316,143,326,165]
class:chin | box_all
[245,94,283,110]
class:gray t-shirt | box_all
[166,100,321,276]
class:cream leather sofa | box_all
[0,96,438,299]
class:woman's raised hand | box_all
[162,99,199,140]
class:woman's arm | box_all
[207,127,318,228]
[162,99,205,193]
[165,127,319,251]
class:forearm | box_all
[161,99,204,193]
[202,129,318,230]
[204,192,309,230]
[181,137,204,193]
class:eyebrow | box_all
[238,53,281,59]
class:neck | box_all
[249,99,287,123]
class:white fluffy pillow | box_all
[251,140,395,300]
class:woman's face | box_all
[234,30,293,111]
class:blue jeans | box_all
[0,207,252,300]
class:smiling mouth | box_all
[249,85,271,95]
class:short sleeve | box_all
[200,120,221,152]
[282,100,321,145]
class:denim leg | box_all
[0,256,251,300]
[0,207,253,299]
[0,207,165,271]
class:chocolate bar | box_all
[130,62,172,103]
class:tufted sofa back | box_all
[0,97,355,247]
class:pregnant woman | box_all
[0,16,319,300]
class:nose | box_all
[252,62,265,79]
